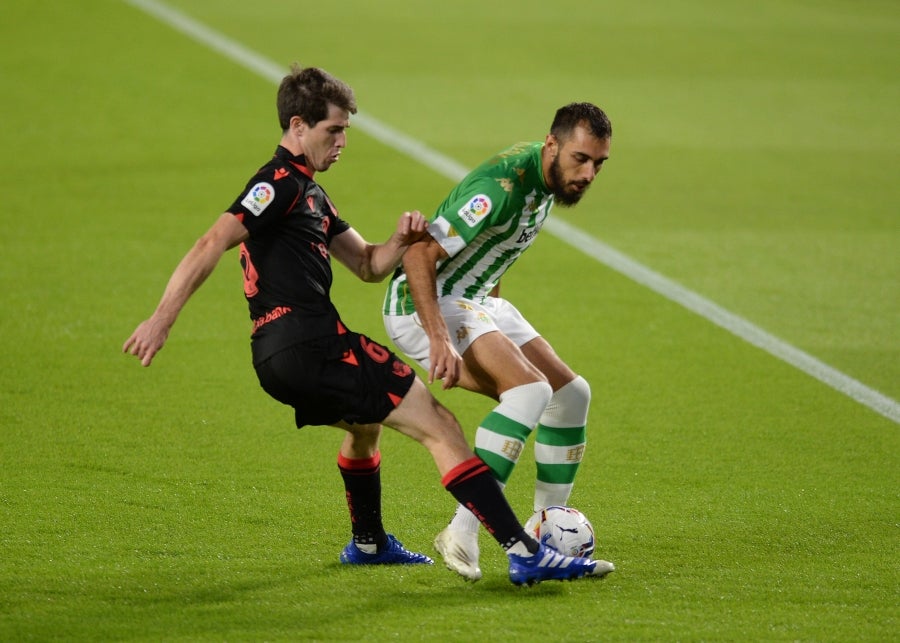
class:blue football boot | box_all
[508,543,615,586]
[340,534,434,565]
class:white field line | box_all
[124,0,900,425]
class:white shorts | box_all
[384,296,539,370]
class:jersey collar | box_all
[275,145,313,178]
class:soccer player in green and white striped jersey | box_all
[383,103,613,581]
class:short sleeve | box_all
[226,165,302,235]
[428,178,510,258]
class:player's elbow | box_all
[358,269,382,283]
[355,245,390,283]
[191,232,229,262]
[361,264,395,283]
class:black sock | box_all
[338,452,388,549]
[442,457,538,554]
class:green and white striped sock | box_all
[448,381,552,533]
[533,376,591,511]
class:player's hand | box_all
[122,317,170,367]
[429,337,463,389]
[395,210,428,246]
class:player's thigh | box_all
[519,336,577,391]
[461,330,547,396]
[454,297,546,394]
[485,298,577,390]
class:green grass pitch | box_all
[1,0,897,640]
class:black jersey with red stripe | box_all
[226,146,351,364]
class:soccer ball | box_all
[524,506,596,558]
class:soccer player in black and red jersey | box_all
[123,64,608,584]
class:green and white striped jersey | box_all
[384,141,553,315]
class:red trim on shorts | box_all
[441,456,490,488]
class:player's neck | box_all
[279,137,315,176]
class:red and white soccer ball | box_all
[524,506,596,558]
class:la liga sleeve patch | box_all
[457,194,492,227]
[241,182,276,216]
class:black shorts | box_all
[254,331,416,428]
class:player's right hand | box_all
[429,337,463,389]
[395,210,428,246]
[122,317,170,367]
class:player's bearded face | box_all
[547,127,611,207]
[548,151,588,207]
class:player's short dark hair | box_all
[550,102,612,141]
[277,64,358,131]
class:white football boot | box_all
[434,526,482,581]
[588,559,616,577]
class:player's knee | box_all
[534,380,554,408]
[347,423,381,445]
[500,380,553,409]
[543,375,591,426]
[561,375,591,408]
[354,422,382,436]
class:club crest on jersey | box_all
[241,182,275,216]
[458,194,492,227]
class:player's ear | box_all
[291,116,307,136]
[544,133,558,154]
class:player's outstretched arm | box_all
[331,210,427,282]
[123,213,248,367]
[401,237,462,389]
